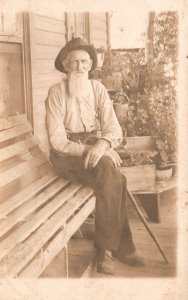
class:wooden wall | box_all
[27,12,110,153]
[26,13,66,152]
[0,10,110,154]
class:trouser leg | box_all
[49,152,135,252]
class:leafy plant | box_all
[148,12,178,167]
[120,151,154,167]
[117,49,154,137]
[150,137,177,169]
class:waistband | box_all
[66,130,98,144]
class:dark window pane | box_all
[0,42,24,117]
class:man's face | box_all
[63,50,92,77]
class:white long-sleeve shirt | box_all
[46,79,122,156]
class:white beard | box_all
[68,73,93,99]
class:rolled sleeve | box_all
[46,85,85,156]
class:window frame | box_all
[0,21,33,127]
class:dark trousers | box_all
[50,151,135,253]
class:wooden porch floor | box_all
[41,188,177,278]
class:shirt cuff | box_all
[101,135,122,149]
[100,137,112,147]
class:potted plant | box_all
[150,138,177,181]
[113,91,129,125]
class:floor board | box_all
[41,188,177,278]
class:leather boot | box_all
[96,249,115,275]
[113,246,145,267]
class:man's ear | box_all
[62,59,69,72]
[88,59,93,71]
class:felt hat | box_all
[55,37,98,73]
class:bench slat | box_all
[0,118,97,278]
[0,189,94,277]
[0,173,57,219]
[0,136,38,162]
[0,114,27,131]
[0,123,32,143]
[0,183,84,261]
[0,177,69,237]
[20,196,96,277]
[0,154,48,189]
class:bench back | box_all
[0,115,95,277]
[0,114,55,200]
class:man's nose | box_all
[76,61,82,71]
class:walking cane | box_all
[127,189,169,264]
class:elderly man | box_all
[46,37,143,275]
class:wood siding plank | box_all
[0,153,47,189]
[33,73,62,89]
[0,115,27,131]
[34,14,65,34]
[35,21,65,34]
[28,13,66,150]
[36,59,57,74]
[36,44,65,59]
[35,30,66,47]
[0,137,38,162]
[0,123,32,143]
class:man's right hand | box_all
[104,149,122,168]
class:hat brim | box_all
[55,44,98,73]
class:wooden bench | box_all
[0,115,96,277]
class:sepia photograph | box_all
[0,0,187,299]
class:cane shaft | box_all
[127,189,169,264]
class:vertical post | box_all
[65,12,73,42]
[146,11,155,67]
[22,12,34,129]
[65,12,69,42]
[106,12,111,49]
[87,12,92,44]
[65,244,69,278]
[85,12,90,43]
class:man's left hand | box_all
[104,149,122,168]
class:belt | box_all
[66,130,98,144]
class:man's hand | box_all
[84,139,110,169]
[104,149,122,168]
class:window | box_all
[0,42,24,117]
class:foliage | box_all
[148,11,178,166]
[92,46,112,80]
[111,49,155,136]
[124,94,155,137]
[101,46,113,76]
[121,151,154,167]
[93,12,178,168]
